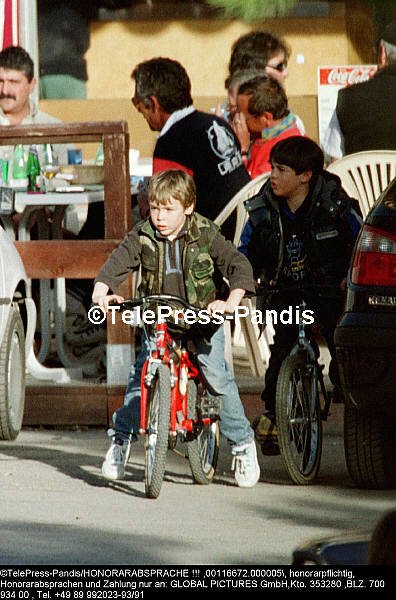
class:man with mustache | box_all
[0,45,67,164]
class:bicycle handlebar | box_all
[115,294,222,334]
[117,294,202,314]
[255,282,343,300]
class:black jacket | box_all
[336,63,396,154]
[244,172,362,288]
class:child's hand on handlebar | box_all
[93,293,125,312]
[92,281,124,312]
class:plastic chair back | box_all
[214,172,270,246]
[214,173,271,377]
[327,150,396,217]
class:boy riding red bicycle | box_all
[92,169,260,490]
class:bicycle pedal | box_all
[201,396,221,417]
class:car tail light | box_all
[351,225,396,286]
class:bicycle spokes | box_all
[276,354,322,485]
[144,364,171,499]
[288,370,316,471]
[187,421,219,484]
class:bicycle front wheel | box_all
[276,353,322,485]
[145,364,171,499]
[187,421,220,484]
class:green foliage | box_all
[206,0,299,20]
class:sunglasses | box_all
[266,61,288,72]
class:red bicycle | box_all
[120,294,221,499]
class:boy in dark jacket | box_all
[240,137,362,455]
[92,169,260,487]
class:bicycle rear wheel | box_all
[276,353,322,485]
[187,421,220,484]
[145,364,171,499]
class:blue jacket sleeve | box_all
[346,205,363,236]
[238,218,254,256]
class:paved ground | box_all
[1,402,396,566]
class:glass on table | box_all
[42,143,60,191]
[42,164,60,191]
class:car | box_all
[291,530,370,565]
[335,177,396,489]
[0,215,35,440]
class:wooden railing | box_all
[0,121,133,382]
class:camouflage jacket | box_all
[95,212,255,308]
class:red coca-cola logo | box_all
[320,66,377,86]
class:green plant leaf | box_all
[206,0,299,20]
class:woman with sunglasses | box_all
[216,31,305,169]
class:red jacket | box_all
[247,117,303,179]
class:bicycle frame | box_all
[277,296,332,422]
[138,311,214,437]
[118,294,221,497]
[256,285,341,484]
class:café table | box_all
[0,121,133,390]
[2,187,105,381]
[2,163,153,384]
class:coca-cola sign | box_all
[317,64,378,146]
[319,66,378,87]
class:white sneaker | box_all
[231,440,260,488]
[102,437,131,480]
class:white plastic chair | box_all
[214,172,272,377]
[326,150,396,217]
[214,172,270,248]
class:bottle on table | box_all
[10,144,28,188]
[0,152,9,186]
[27,145,42,192]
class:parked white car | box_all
[0,222,35,440]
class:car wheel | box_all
[344,396,396,489]
[0,305,26,440]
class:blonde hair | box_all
[148,169,196,209]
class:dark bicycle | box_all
[259,285,337,485]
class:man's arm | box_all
[322,109,345,163]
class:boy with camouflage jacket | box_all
[92,169,260,488]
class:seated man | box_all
[234,75,303,179]
[240,137,362,455]
[131,56,250,241]
[323,21,396,162]
[0,46,68,166]
[222,30,305,134]
[215,68,263,122]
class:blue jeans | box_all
[110,326,253,447]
